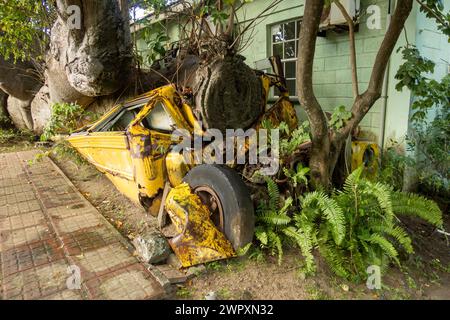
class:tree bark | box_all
[0,90,11,129]
[31,85,51,134]
[297,0,331,189]
[192,55,263,132]
[1,0,134,132]
[0,56,41,101]
[51,0,132,99]
[6,96,34,130]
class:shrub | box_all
[254,177,294,266]
[395,45,450,198]
[378,141,411,191]
[253,167,444,282]
[37,102,95,165]
[301,168,443,281]
[0,128,35,144]
[41,102,96,141]
[409,108,449,196]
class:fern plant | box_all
[295,167,444,281]
[391,191,443,228]
[252,150,444,281]
[254,177,296,266]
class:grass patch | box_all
[0,128,35,144]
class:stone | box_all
[240,290,253,300]
[133,230,171,264]
[167,253,183,269]
[205,291,217,300]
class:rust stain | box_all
[165,183,236,268]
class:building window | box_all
[271,19,301,97]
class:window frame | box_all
[94,103,146,133]
[269,18,302,99]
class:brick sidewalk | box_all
[0,150,167,300]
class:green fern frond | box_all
[364,181,393,218]
[370,222,413,254]
[319,243,349,279]
[364,233,400,265]
[255,227,268,246]
[387,225,413,254]
[264,177,280,211]
[279,121,310,156]
[279,197,293,215]
[236,243,253,256]
[302,191,346,245]
[391,191,443,228]
[342,166,363,194]
[283,226,316,273]
[257,212,292,226]
[267,230,283,265]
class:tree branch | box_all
[415,0,448,26]
[364,0,413,103]
[343,0,414,135]
[334,0,359,98]
[228,0,282,50]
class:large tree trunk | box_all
[0,56,42,102]
[6,96,34,130]
[0,53,42,130]
[31,85,51,134]
[0,0,133,133]
[192,55,263,132]
[49,0,132,100]
[1,0,262,135]
[297,0,331,189]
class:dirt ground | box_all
[51,152,156,240]
[2,140,449,300]
[182,215,450,300]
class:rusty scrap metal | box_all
[165,183,236,268]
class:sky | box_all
[131,7,149,22]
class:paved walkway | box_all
[0,150,167,300]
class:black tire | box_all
[183,164,255,250]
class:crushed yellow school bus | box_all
[67,57,298,267]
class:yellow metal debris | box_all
[166,152,191,187]
[351,141,380,179]
[165,183,236,268]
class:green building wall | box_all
[413,0,450,120]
